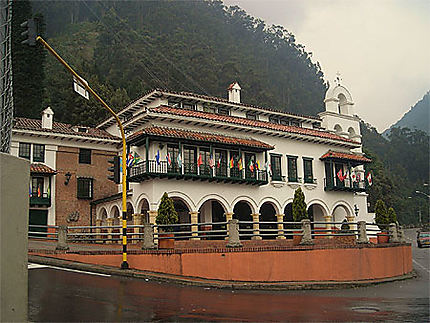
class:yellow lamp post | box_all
[36,36,129,269]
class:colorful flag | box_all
[248,159,254,172]
[166,152,172,166]
[217,155,222,168]
[209,154,215,168]
[133,152,141,165]
[156,150,160,165]
[29,184,32,197]
[126,152,134,167]
[256,160,261,171]
[37,186,41,198]
[337,168,344,181]
[344,169,350,180]
[265,160,272,176]
[238,158,243,171]
[356,172,361,181]
[366,172,373,186]
[197,154,203,167]
[351,171,357,182]
[177,153,182,168]
[229,157,234,169]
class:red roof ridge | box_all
[320,150,371,163]
[148,106,359,145]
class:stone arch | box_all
[325,84,353,103]
[137,196,150,223]
[126,202,134,222]
[231,196,257,214]
[307,199,330,223]
[258,197,281,215]
[259,201,278,239]
[334,124,343,135]
[233,200,253,240]
[163,191,195,212]
[198,199,227,240]
[97,207,108,226]
[347,127,356,138]
[196,194,230,213]
[331,201,353,222]
[109,204,120,219]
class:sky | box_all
[223,0,430,132]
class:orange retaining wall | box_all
[33,245,412,283]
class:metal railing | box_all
[28,220,406,249]
[324,178,366,191]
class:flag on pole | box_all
[356,172,361,181]
[265,160,272,176]
[126,152,134,167]
[133,152,141,165]
[238,158,243,171]
[344,169,350,180]
[366,172,373,186]
[166,152,172,166]
[217,155,222,168]
[229,157,234,169]
[47,186,50,198]
[37,186,41,198]
[177,153,182,168]
[156,150,160,165]
[29,184,32,197]
[351,171,357,182]
[256,160,261,171]
[209,154,215,168]
[248,159,254,172]
[337,168,344,181]
[197,154,203,167]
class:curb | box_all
[28,254,416,291]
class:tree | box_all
[374,199,388,230]
[292,187,307,223]
[387,207,397,224]
[156,192,178,232]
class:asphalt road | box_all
[28,229,429,322]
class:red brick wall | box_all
[55,146,117,226]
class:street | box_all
[29,229,429,322]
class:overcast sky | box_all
[224,0,430,132]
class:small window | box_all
[291,121,301,127]
[77,178,93,199]
[182,103,195,111]
[79,149,92,164]
[33,144,45,162]
[246,112,257,120]
[217,107,230,116]
[18,143,31,160]
[270,154,282,181]
[31,177,44,197]
[280,119,290,126]
[203,106,216,113]
[303,158,314,184]
[287,156,298,182]
[269,116,280,124]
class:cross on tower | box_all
[334,71,342,86]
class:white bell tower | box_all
[319,73,361,144]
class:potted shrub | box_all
[292,187,308,245]
[374,199,389,243]
[156,192,179,249]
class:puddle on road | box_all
[351,306,380,313]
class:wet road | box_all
[29,229,429,322]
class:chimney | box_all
[227,82,241,103]
[41,107,54,130]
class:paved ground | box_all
[28,229,429,322]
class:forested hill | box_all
[383,91,429,137]
[21,0,326,125]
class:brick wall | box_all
[56,146,117,226]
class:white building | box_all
[95,81,373,238]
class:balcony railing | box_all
[324,178,366,192]
[129,160,268,185]
[30,192,51,206]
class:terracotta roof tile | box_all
[30,163,57,175]
[148,106,359,145]
[14,118,119,140]
[128,126,274,150]
[320,150,371,163]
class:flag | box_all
[166,152,172,166]
[47,186,50,198]
[351,171,357,182]
[126,152,134,167]
[209,154,215,168]
[197,154,203,167]
[366,172,373,186]
[155,150,160,165]
[29,184,32,197]
[356,172,361,181]
[256,160,261,171]
[238,158,243,171]
[133,152,141,165]
[337,168,344,181]
[37,186,41,198]
[177,153,182,168]
[229,157,234,169]
[217,155,222,168]
[265,160,272,176]
[344,169,350,180]
[248,159,254,172]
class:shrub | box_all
[156,192,179,232]
[387,207,397,224]
[374,199,389,230]
[292,187,308,224]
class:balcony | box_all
[30,192,51,206]
[129,160,268,185]
[324,178,366,192]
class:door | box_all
[29,209,48,237]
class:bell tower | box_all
[319,73,361,144]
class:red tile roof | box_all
[227,82,238,90]
[148,106,359,145]
[30,163,57,175]
[128,126,274,150]
[320,150,371,163]
[14,118,119,140]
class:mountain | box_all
[28,0,327,126]
[383,91,429,137]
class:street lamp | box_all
[415,190,430,199]
[354,204,359,217]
